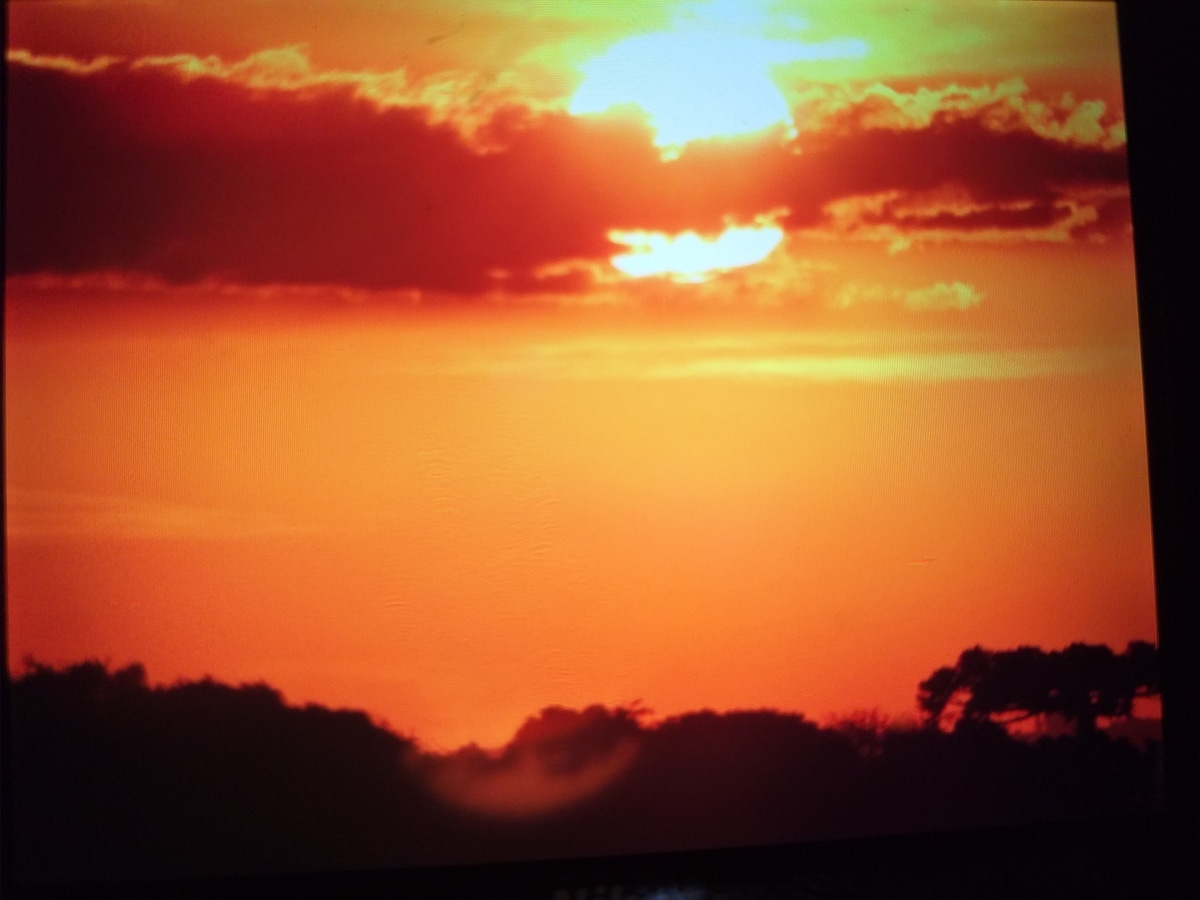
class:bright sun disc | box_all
[567,1,868,160]
[569,31,795,157]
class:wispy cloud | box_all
[639,348,1124,382]
[794,79,1126,149]
[381,332,1136,383]
[6,488,311,540]
[833,280,983,311]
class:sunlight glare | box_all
[568,1,867,158]
[609,221,785,282]
[570,32,794,156]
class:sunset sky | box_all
[5,1,1156,753]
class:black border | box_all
[1118,0,1200,838]
[4,2,1197,897]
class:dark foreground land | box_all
[4,646,1164,888]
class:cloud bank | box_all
[6,49,1130,295]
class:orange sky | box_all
[5,1,1155,750]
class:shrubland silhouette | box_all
[7,661,452,880]
[6,644,1162,885]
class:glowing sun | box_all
[569,31,794,158]
[568,3,867,159]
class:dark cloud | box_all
[774,115,1128,237]
[1072,193,1135,241]
[5,54,1132,294]
[5,57,659,292]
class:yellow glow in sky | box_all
[609,222,785,281]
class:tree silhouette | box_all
[7,655,1163,884]
[918,641,1159,735]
